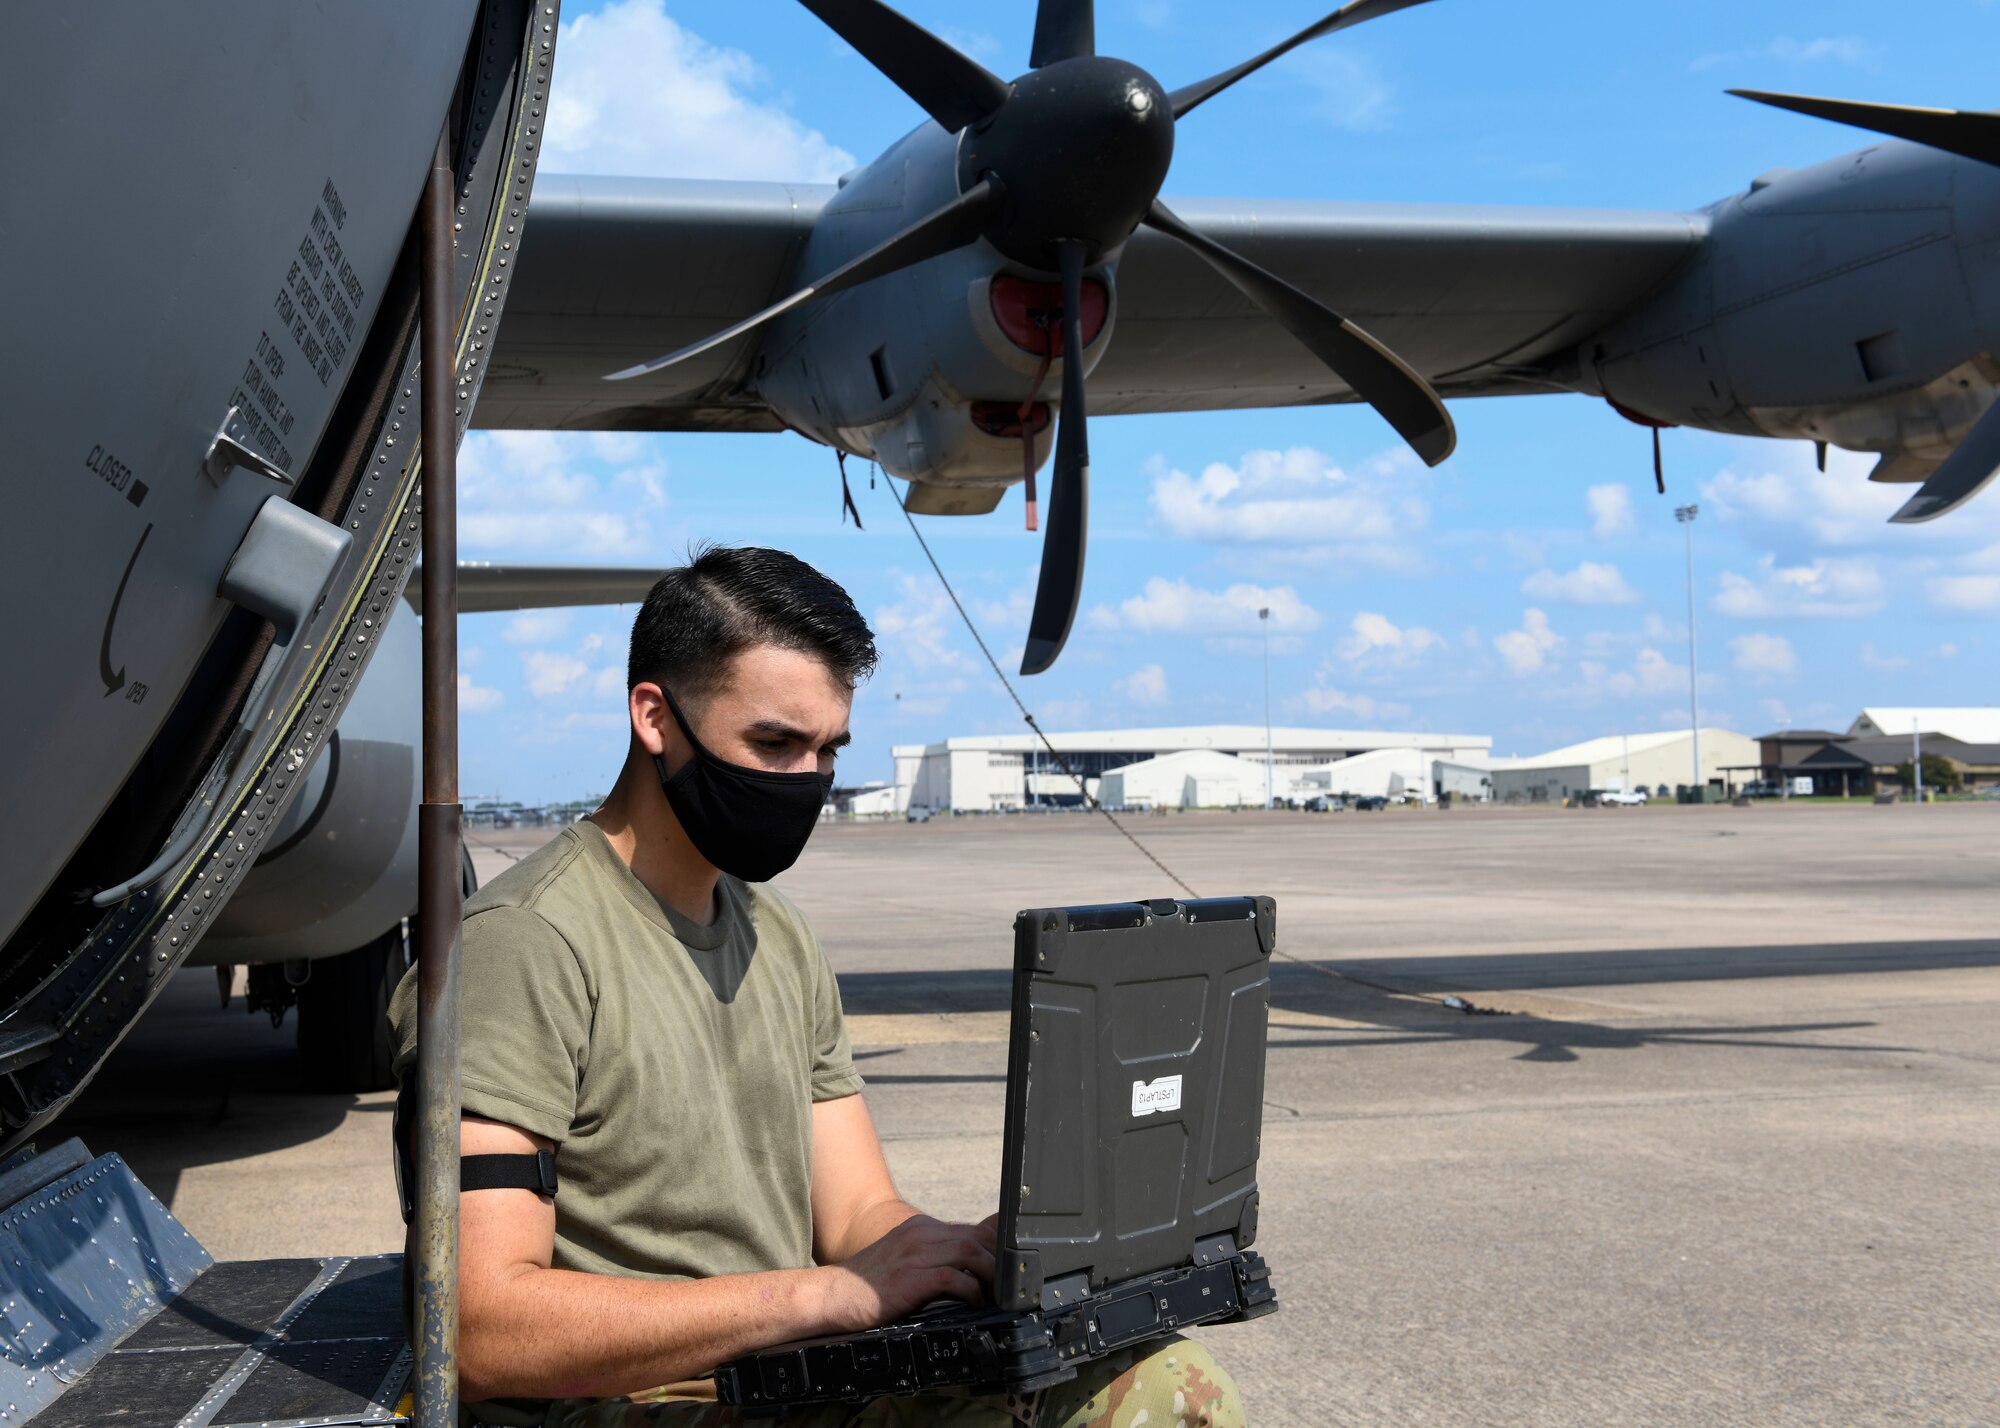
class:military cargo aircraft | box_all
[4,0,1999,1152]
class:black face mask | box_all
[653,686,832,883]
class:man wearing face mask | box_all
[389,545,1243,1427]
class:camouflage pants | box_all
[494,1334,1241,1428]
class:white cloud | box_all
[1858,641,1908,672]
[1494,609,1560,676]
[1620,648,1689,696]
[1298,686,1410,722]
[459,431,670,558]
[1552,646,1697,704]
[458,674,503,713]
[1928,574,2000,612]
[1117,663,1170,706]
[524,650,590,698]
[873,574,973,673]
[1701,443,1904,548]
[1092,578,1321,637]
[1713,555,1885,618]
[1521,561,1640,606]
[504,610,574,645]
[1586,484,1636,538]
[1689,35,1874,72]
[1336,612,1444,667]
[1730,633,1798,681]
[1147,446,1430,568]
[1037,697,1091,729]
[1281,47,1395,131]
[546,0,855,181]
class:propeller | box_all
[1890,400,2000,524]
[1169,0,1438,119]
[605,179,1005,381]
[1729,90,2000,169]
[1022,240,1093,674]
[1029,0,1094,68]
[1142,199,1454,465]
[608,0,1454,671]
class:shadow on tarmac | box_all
[835,938,2000,1019]
[48,971,356,1206]
[50,937,1995,1191]
[834,938,1999,1067]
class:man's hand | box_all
[824,1214,997,1330]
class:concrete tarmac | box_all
[53,803,2000,1425]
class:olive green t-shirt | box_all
[389,820,863,1281]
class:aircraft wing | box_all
[1091,196,1705,414]
[480,176,1706,431]
[475,175,821,433]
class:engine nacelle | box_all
[752,122,1116,511]
[1584,141,2000,479]
[197,604,420,964]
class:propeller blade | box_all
[1143,199,1454,465]
[606,179,1003,381]
[1891,400,2000,524]
[797,0,1010,132]
[1168,0,1438,120]
[1730,90,2000,169]
[1030,0,1095,67]
[1021,240,1093,676]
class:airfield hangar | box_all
[892,725,1492,813]
[1488,728,1758,804]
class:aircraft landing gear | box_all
[296,923,410,1094]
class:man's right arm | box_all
[455,1115,993,1402]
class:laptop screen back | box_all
[993,896,1274,1313]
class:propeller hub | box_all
[958,56,1174,270]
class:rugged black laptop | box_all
[716,895,1280,1412]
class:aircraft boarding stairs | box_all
[0,1140,411,1426]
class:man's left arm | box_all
[809,1093,926,1263]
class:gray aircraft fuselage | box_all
[0,0,556,1138]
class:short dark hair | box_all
[627,545,876,705]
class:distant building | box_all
[1849,708,2000,744]
[836,781,906,819]
[1768,733,2000,796]
[894,724,1492,813]
[1099,750,1271,809]
[1291,748,1429,802]
[1490,729,1756,804]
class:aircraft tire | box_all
[296,924,408,1094]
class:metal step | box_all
[0,1142,410,1426]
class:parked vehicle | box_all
[1599,789,1648,806]
[1352,795,1390,811]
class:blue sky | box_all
[455,0,2000,802]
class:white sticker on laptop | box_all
[1131,1074,1184,1117]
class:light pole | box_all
[1675,504,1702,795]
[1259,607,1274,809]
[1913,718,1924,804]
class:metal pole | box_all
[1914,720,1923,804]
[1677,505,1701,795]
[1259,607,1273,809]
[414,130,463,1428]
